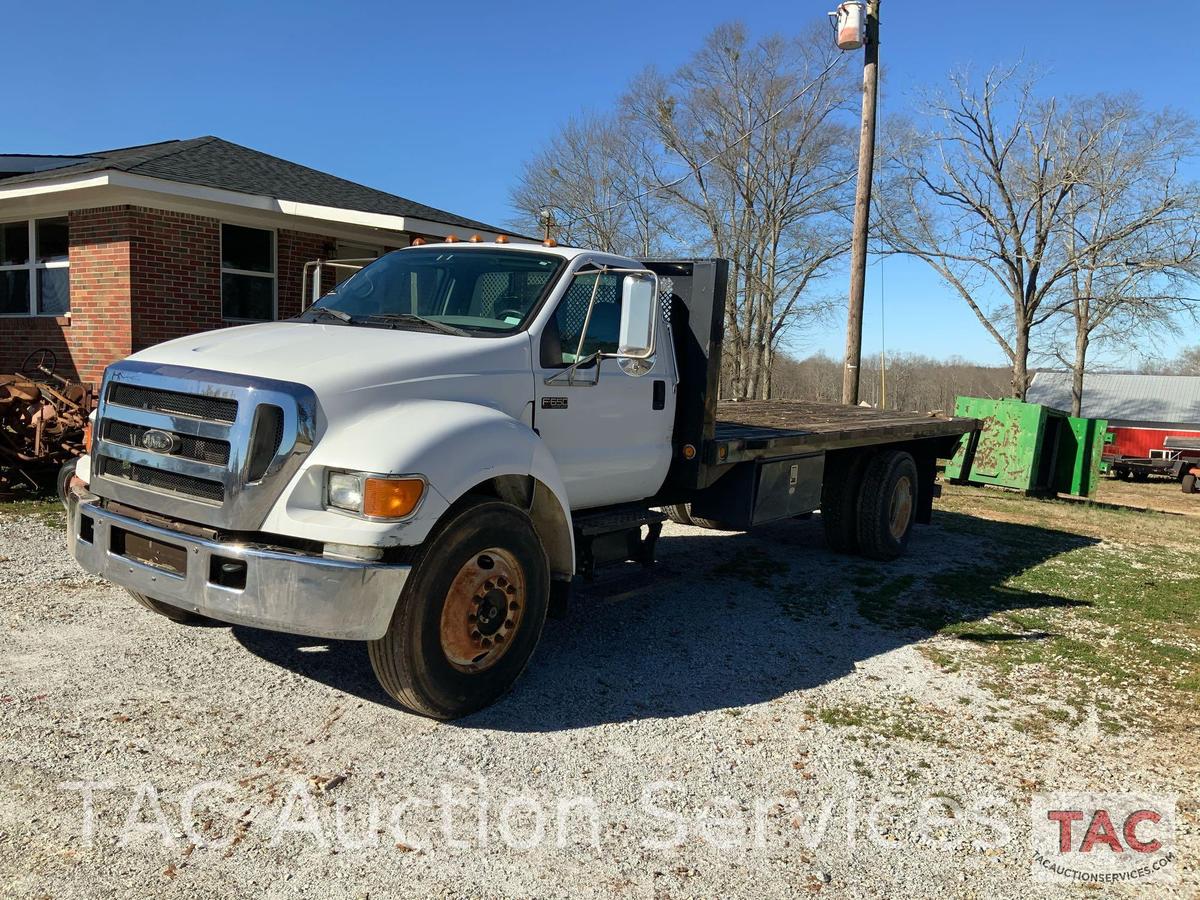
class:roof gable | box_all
[0,136,505,234]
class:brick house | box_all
[0,136,513,385]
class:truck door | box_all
[533,269,675,510]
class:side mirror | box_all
[617,273,657,376]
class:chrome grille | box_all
[97,457,226,503]
[90,362,317,529]
[108,383,239,423]
[103,420,231,465]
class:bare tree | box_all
[772,351,1011,413]
[513,23,855,399]
[1145,345,1200,375]
[875,67,1126,399]
[627,23,856,398]
[1044,96,1200,414]
[509,113,668,257]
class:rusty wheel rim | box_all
[888,475,914,540]
[440,547,526,674]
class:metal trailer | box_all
[1106,435,1200,488]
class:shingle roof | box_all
[1027,372,1200,427]
[0,136,506,234]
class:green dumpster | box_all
[944,397,1107,497]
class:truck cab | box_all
[65,241,975,718]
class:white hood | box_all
[125,322,534,417]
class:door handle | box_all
[652,380,666,410]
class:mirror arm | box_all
[572,268,605,365]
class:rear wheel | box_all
[821,451,870,553]
[1183,474,1197,494]
[126,590,211,625]
[368,501,550,719]
[856,450,918,561]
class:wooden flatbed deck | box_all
[709,400,977,463]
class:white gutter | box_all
[0,170,514,240]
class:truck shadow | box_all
[233,511,1097,730]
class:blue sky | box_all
[9,1,1196,366]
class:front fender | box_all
[259,400,574,560]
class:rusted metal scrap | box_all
[0,365,94,493]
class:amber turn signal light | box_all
[362,477,425,519]
[83,421,93,454]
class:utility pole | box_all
[841,0,880,405]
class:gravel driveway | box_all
[0,502,1194,898]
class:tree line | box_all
[772,353,1010,414]
[511,21,1200,413]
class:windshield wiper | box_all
[363,313,469,336]
[308,306,352,323]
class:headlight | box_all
[327,472,365,511]
[325,471,425,520]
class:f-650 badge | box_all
[541,397,568,410]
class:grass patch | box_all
[0,497,64,530]
[817,701,950,746]
[812,485,1200,734]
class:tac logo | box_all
[1031,792,1176,884]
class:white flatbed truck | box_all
[64,242,976,718]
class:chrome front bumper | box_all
[67,487,409,640]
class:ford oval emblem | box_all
[141,429,181,454]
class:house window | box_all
[220,224,275,321]
[0,217,70,316]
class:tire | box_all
[1133,470,1149,483]
[126,589,211,625]
[663,502,734,531]
[663,504,694,526]
[856,450,919,562]
[1183,474,1197,495]
[57,460,77,510]
[368,501,550,719]
[821,451,871,553]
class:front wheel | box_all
[368,501,550,719]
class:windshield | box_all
[303,248,564,335]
